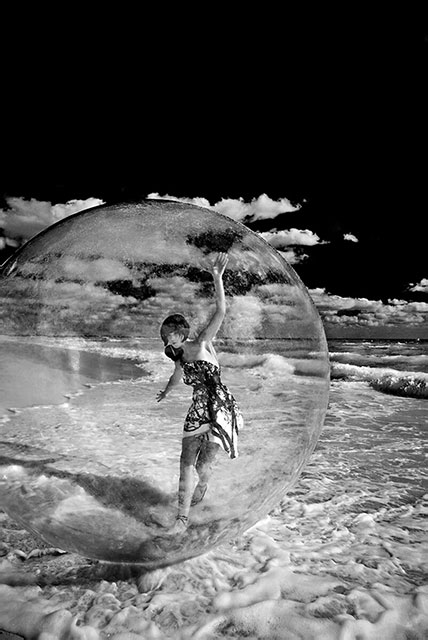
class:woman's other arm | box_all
[156,360,183,402]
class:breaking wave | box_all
[331,362,428,399]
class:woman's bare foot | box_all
[191,483,208,506]
[169,515,188,535]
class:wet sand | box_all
[0,339,145,417]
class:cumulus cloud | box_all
[147,193,211,210]
[277,249,309,265]
[259,296,311,325]
[1,197,104,240]
[57,257,133,282]
[309,289,380,313]
[214,194,300,222]
[51,198,104,221]
[257,282,306,306]
[260,228,326,248]
[3,193,424,337]
[1,193,300,247]
[254,228,326,266]
[147,276,202,307]
[397,300,428,313]
[409,278,428,294]
[309,288,428,329]
[148,192,299,222]
[0,274,139,336]
[344,232,359,242]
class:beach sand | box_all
[0,383,427,638]
[0,338,426,638]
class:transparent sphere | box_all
[0,200,329,567]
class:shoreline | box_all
[0,338,146,417]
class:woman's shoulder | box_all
[182,340,219,367]
[185,337,213,350]
[183,339,200,356]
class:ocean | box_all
[0,335,427,638]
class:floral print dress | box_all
[181,360,242,459]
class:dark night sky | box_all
[1,25,425,337]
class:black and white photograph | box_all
[0,24,426,639]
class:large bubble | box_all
[0,200,329,567]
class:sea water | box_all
[0,336,427,637]
[0,335,426,514]
[0,335,328,547]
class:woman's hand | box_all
[156,390,167,402]
[210,252,229,278]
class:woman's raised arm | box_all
[197,253,229,343]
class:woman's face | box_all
[165,330,185,348]
[164,330,186,361]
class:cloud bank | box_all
[1,197,104,240]
[148,192,299,222]
[1,194,426,337]
[2,194,299,241]
[310,288,428,330]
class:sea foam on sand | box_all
[0,486,427,640]
[0,338,426,638]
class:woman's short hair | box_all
[160,314,190,346]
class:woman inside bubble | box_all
[157,253,243,534]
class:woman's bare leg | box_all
[171,435,200,532]
[178,462,194,518]
[192,440,220,505]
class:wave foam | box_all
[330,350,428,372]
[219,352,295,378]
[331,362,428,399]
[370,374,428,399]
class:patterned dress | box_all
[182,360,242,459]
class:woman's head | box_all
[160,314,190,360]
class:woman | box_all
[157,253,243,534]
